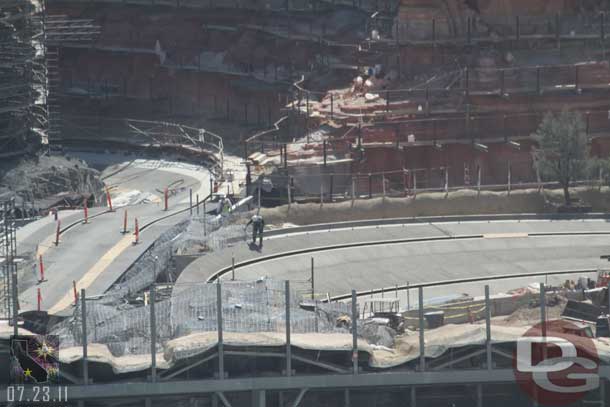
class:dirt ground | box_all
[259,186,610,226]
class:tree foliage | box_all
[532,110,590,205]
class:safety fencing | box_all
[291,62,610,120]
[51,279,351,357]
[244,166,610,206]
[392,12,610,44]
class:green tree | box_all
[532,110,590,206]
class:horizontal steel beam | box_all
[0,369,519,401]
[1,367,608,402]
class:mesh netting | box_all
[51,280,350,356]
[103,211,249,305]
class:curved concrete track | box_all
[17,158,211,314]
[176,217,610,302]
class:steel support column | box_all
[217,282,224,379]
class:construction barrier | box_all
[106,187,113,212]
[122,210,128,234]
[83,199,89,224]
[72,280,78,306]
[38,255,45,283]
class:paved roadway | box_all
[17,158,211,315]
[175,219,610,306]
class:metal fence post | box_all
[217,282,224,379]
[485,285,492,370]
[418,286,425,371]
[413,172,417,197]
[507,162,512,196]
[323,140,327,166]
[311,257,315,300]
[351,289,358,374]
[407,281,410,310]
[150,286,156,382]
[231,256,235,281]
[320,182,324,206]
[285,281,291,376]
[477,165,481,196]
[189,189,193,215]
[203,202,207,236]
[81,288,88,385]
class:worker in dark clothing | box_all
[246,214,265,246]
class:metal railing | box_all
[291,62,610,120]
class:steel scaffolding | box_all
[0,0,99,157]
[1,200,17,335]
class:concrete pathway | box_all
[175,219,610,305]
[18,159,211,314]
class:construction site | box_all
[2,0,610,406]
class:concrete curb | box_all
[265,212,610,237]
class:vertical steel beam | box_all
[217,282,224,379]
[252,390,266,407]
[351,290,358,374]
[540,283,546,338]
[81,288,88,385]
[500,69,505,96]
[285,280,292,377]
[323,140,327,166]
[150,286,157,382]
[418,286,425,371]
[485,285,492,370]
[556,13,561,49]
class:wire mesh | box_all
[51,280,351,357]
